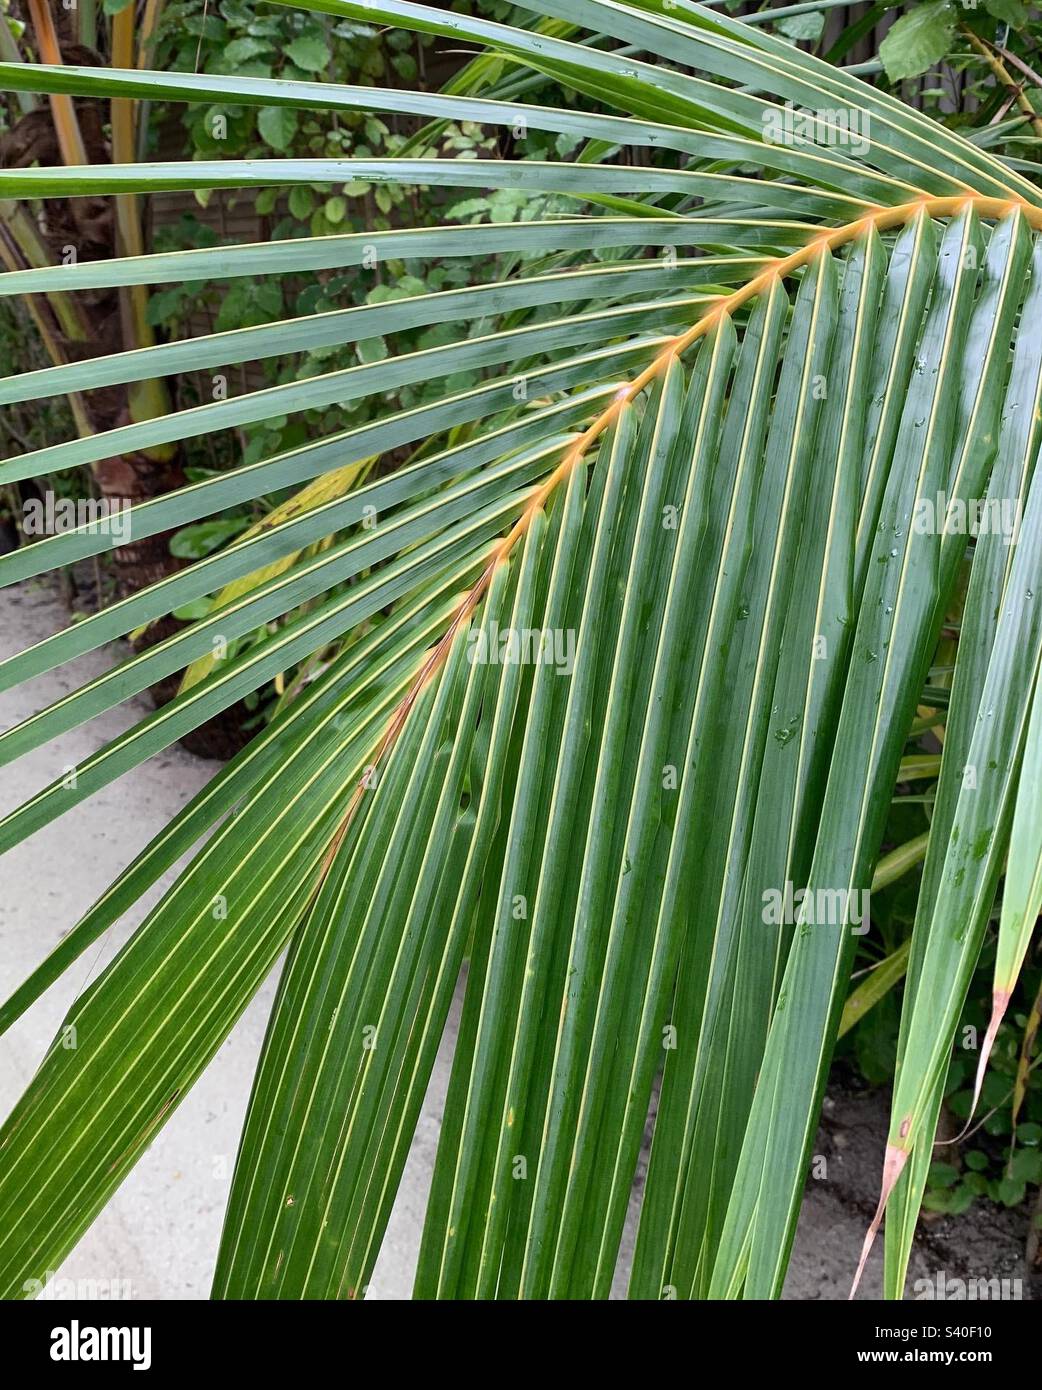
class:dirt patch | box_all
[786,1078,1035,1300]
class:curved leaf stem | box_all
[324,195,1042,870]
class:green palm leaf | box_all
[1,0,1041,1301]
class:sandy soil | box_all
[0,579,1033,1300]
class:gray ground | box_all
[0,579,1033,1300]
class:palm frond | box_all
[1,0,1041,1301]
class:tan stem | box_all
[111,3,154,355]
[0,202,92,436]
[992,43,1042,93]
[25,0,89,166]
[0,200,89,344]
[107,0,175,450]
[137,0,167,68]
[963,27,1042,143]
